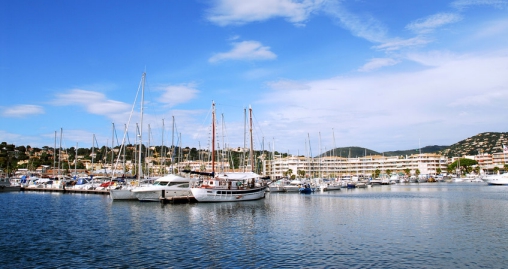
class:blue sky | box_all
[1,0,507,155]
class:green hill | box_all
[439,132,508,157]
[321,132,508,158]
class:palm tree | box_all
[436,168,442,175]
[494,166,500,174]
[403,168,411,177]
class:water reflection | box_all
[2,184,508,268]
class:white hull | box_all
[319,184,341,191]
[268,186,286,192]
[284,185,301,192]
[191,187,266,202]
[133,187,192,201]
[486,174,508,185]
[110,188,137,200]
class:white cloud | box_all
[358,58,400,72]
[256,51,508,152]
[1,105,45,118]
[406,13,463,34]
[322,1,387,43]
[157,83,199,107]
[451,0,508,10]
[448,91,508,107]
[209,40,277,63]
[206,0,323,26]
[405,51,459,66]
[374,36,431,51]
[53,89,131,115]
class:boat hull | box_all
[133,188,192,202]
[110,188,137,200]
[191,187,266,202]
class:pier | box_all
[20,187,110,195]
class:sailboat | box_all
[190,102,267,202]
[110,72,149,200]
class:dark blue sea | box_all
[1,183,508,268]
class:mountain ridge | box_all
[320,132,508,158]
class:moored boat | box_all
[132,174,194,201]
[190,102,266,202]
[485,173,508,185]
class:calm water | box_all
[1,183,508,268]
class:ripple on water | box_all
[1,184,508,268]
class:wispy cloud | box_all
[209,40,277,63]
[405,50,459,66]
[257,51,508,151]
[53,89,131,116]
[358,58,400,72]
[1,105,45,118]
[322,1,387,43]
[157,83,199,107]
[374,36,431,51]
[451,0,508,10]
[406,13,463,34]
[206,0,323,26]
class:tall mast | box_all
[161,119,165,176]
[75,142,77,177]
[111,123,115,178]
[53,131,56,178]
[138,72,146,183]
[249,105,254,173]
[58,128,62,177]
[91,134,95,176]
[171,115,175,174]
[212,101,216,176]
[243,107,247,172]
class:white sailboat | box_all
[111,72,148,200]
[190,102,266,202]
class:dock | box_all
[19,187,109,195]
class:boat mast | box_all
[59,128,62,179]
[91,134,95,177]
[243,107,246,172]
[53,131,56,179]
[161,119,165,176]
[249,105,254,173]
[212,101,216,176]
[138,72,145,184]
[75,142,77,178]
[111,123,115,178]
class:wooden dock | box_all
[19,187,109,195]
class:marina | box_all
[1,182,508,268]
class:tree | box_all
[436,168,442,175]
[473,166,480,175]
[415,169,421,177]
[285,168,293,178]
[449,158,478,173]
[403,168,411,177]
[374,169,381,178]
[447,166,453,174]
[494,166,500,174]
[386,169,392,177]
